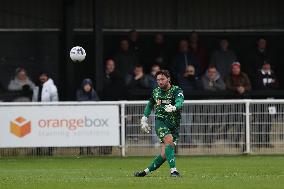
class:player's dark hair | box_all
[155,70,170,79]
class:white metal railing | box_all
[123,99,284,156]
[1,99,284,156]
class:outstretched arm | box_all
[140,93,155,133]
[143,96,155,117]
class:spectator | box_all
[148,33,168,70]
[125,65,149,90]
[201,65,225,91]
[189,31,199,44]
[8,68,35,91]
[247,37,274,82]
[178,65,201,91]
[210,39,237,78]
[103,59,125,100]
[146,64,161,89]
[189,32,208,74]
[8,67,35,102]
[128,29,142,55]
[32,71,58,102]
[254,61,279,90]
[76,79,100,156]
[172,40,200,78]
[76,78,100,101]
[224,62,251,96]
[114,39,139,77]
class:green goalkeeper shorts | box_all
[155,118,179,145]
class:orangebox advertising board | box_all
[0,104,120,147]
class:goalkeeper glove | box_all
[165,104,177,113]
[140,116,151,133]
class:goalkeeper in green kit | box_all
[134,70,184,177]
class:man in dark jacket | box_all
[76,78,99,101]
[254,62,279,90]
[189,32,208,74]
[247,37,274,83]
[128,30,143,57]
[210,39,237,78]
[114,39,139,77]
[177,65,201,91]
[147,33,169,71]
[172,40,200,78]
[103,59,125,100]
[225,62,251,96]
[125,64,150,90]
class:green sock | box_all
[165,144,176,168]
[147,154,166,172]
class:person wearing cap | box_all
[225,62,251,96]
[225,62,251,148]
[76,78,100,101]
[32,71,58,102]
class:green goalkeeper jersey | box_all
[143,85,184,126]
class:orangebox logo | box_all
[10,117,31,137]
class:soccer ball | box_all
[70,46,86,62]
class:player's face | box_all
[156,74,170,89]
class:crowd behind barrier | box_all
[0,31,282,102]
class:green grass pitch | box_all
[0,156,284,189]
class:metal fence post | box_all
[245,101,251,154]
[120,102,126,157]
